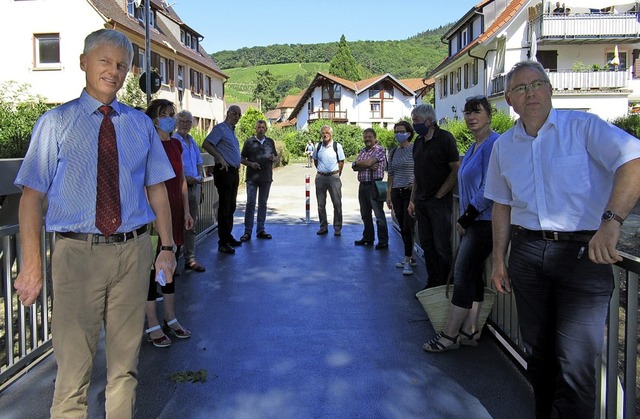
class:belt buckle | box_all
[541,231,556,241]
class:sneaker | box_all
[396,258,417,268]
[402,262,413,276]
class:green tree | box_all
[0,81,51,158]
[236,107,266,142]
[329,35,362,81]
[253,69,278,111]
[117,72,153,108]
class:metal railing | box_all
[308,110,348,121]
[490,70,628,96]
[434,196,640,419]
[0,159,218,390]
[532,12,640,40]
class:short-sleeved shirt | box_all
[174,131,203,180]
[204,121,241,168]
[14,89,175,233]
[458,131,500,221]
[387,143,414,189]
[356,143,386,182]
[313,140,345,173]
[241,136,278,183]
[485,109,640,231]
[412,125,460,200]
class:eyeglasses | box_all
[465,95,487,102]
[508,80,549,95]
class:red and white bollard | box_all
[305,174,310,224]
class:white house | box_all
[430,0,640,123]
[287,72,418,130]
[0,0,228,131]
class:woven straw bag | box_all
[415,285,496,332]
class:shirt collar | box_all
[80,89,123,116]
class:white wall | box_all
[0,0,106,103]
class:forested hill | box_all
[211,25,452,79]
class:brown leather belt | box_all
[513,226,595,243]
[318,170,339,176]
[58,225,147,244]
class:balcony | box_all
[308,109,348,123]
[530,11,640,44]
[490,70,628,96]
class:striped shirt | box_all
[15,89,175,233]
[387,143,414,188]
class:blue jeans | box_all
[244,180,272,234]
[358,182,389,244]
[508,228,613,419]
[414,195,453,287]
[451,221,492,309]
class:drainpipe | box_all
[467,48,494,97]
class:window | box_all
[191,35,198,51]
[204,76,211,96]
[177,65,184,90]
[186,35,191,48]
[461,28,469,48]
[370,101,381,118]
[138,47,146,72]
[449,71,454,95]
[442,75,448,98]
[134,2,155,28]
[34,33,60,68]
[606,50,627,70]
[180,30,186,44]
[127,0,135,16]
[190,69,202,94]
[369,82,393,99]
[159,57,167,84]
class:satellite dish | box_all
[134,0,142,7]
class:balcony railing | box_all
[531,12,640,41]
[490,70,628,96]
[308,110,348,122]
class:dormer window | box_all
[128,1,155,28]
[461,28,469,48]
[180,29,199,51]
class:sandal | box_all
[145,325,171,348]
[185,260,206,272]
[459,329,480,347]
[164,319,191,339]
[422,332,459,352]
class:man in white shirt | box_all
[313,125,345,236]
[485,60,640,418]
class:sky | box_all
[171,0,481,53]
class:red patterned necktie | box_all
[95,105,121,236]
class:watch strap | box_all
[160,245,176,251]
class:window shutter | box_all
[168,59,175,87]
[199,73,203,95]
[132,44,139,72]
[190,69,194,91]
[151,52,159,72]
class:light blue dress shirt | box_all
[174,132,203,179]
[204,121,241,167]
[15,89,175,233]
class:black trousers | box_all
[213,165,239,245]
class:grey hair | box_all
[505,60,550,91]
[320,125,333,134]
[83,29,133,67]
[177,109,193,121]
[411,104,437,123]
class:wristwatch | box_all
[601,210,624,225]
[160,244,177,252]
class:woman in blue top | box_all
[423,96,500,352]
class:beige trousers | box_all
[50,232,152,419]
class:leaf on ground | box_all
[168,369,208,383]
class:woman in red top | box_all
[144,99,193,347]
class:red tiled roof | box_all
[399,78,429,92]
[277,94,302,109]
[430,0,528,76]
[87,0,227,79]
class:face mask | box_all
[157,116,176,133]
[412,122,430,137]
[395,132,410,143]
